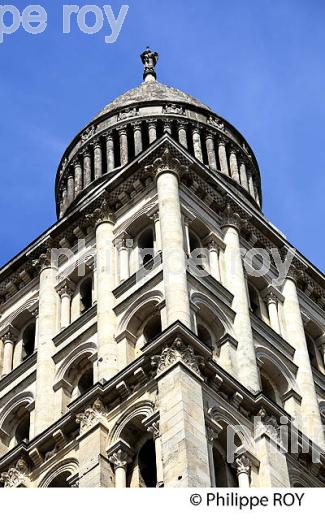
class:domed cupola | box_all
[55,48,262,217]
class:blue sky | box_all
[0,0,324,271]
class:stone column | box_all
[207,240,220,282]
[156,339,211,487]
[239,160,249,191]
[206,133,217,171]
[316,335,325,368]
[148,119,157,143]
[218,139,229,176]
[31,309,39,351]
[57,279,75,330]
[107,439,133,488]
[152,212,161,253]
[247,170,255,198]
[117,234,130,284]
[156,159,191,328]
[229,147,240,182]
[144,415,164,487]
[83,147,92,187]
[163,119,172,134]
[234,454,251,488]
[263,287,281,334]
[62,185,68,213]
[119,126,128,166]
[95,200,118,380]
[77,399,114,488]
[178,122,188,149]
[282,269,324,447]
[0,325,18,376]
[105,132,115,172]
[132,122,143,155]
[220,205,260,392]
[67,173,75,205]
[192,125,203,162]
[93,138,103,179]
[73,158,83,195]
[34,249,59,435]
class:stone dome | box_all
[55,48,262,217]
[94,80,212,120]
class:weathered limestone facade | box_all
[0,49,324,488]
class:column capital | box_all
[93,136,101,148]
[0,324,19,344]
[103,130,114,141]
[151,336,203,377]
[114,232,132,250]
[107,439,134,469]
[76,398,109,435]
[145,146,189,181]
[118,125,128,136]
[220,203,241,231]
[0,458,29,488]
[262,285,280,305]
[31,239,57,272]
[131,121,142,131]
[86,197,115,228]
[56,278,75,299]
[72,156,81,168]
[143,411,160,440]
[82,146,91,158]
[233,454,251,476]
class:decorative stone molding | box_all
[0,458,29,488]
[76,398,109,435]
[0,323,18,343]
[151,336,204,376]
[143,411,160,440]
[81,125,96,143]
[234,454,251,476]
[220,203,242,231]
[117,107,138,121]
[86,196,115,228]
[107,439,134,469]
[262,286,280,305]
[56,278,76,299]
[145,146,189,180]
[207,115,225,131]
[162,104,185,115]
[254,407,280,442]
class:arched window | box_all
[248,284,262,319]
[197,323,212,348]
[138,228,154,267]
[138,438,157,488]
[143,315,162,344]
[22,322,36,360]
[77,367,93,396]
[15,413,30,445]
[80,277,93,314]
[48,471,71,488]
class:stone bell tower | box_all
[0,50,324,488]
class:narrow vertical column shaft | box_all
[239,161,249,191]
[157,170,191,328]
[153,212,161,253]
[148,120,157,143]
[192,126,203,162]
[133,123,143,155]
[206,133,217,170]
[0,326,17,376]
[74,159,83,195]
[178,122,188,148]
[218,140,229,176]
[94,139,103,179]
[67,174,75,204]
[208,241,220,282]
[220,206,260,392]
[229,147,240,182]
[119,126,128,166]
[282,273,324,447]
[106,132,115,172]
[263,289,281,334]
[247,170,255,198]
[83,148,92,187]
[35,256,58,434]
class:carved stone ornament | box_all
[233,454,251,476]
[220,202,241,230]
[140,47,159,80]
[145,146,189,179]
[152,337,203,376]
[107,439,134,470]
[56,278,76,299]
[162,104,185,115]
[262,286,279,306]
[207,116,225,131]
[76,398,109,434]
[81,125,96,143]
[0,458,29,488]
[86,196,115,227]
[255,407,280,441]
[117,107,139,121]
